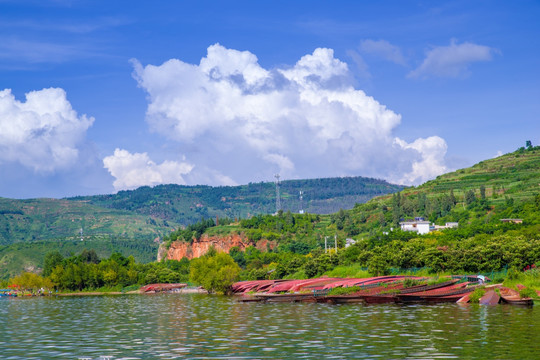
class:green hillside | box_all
[166,146,540,281]
[344,145,540,234]
[0,198,174,279]
[0,238,158,280]
[180,146,540,244]
[0,175,401,279]
[70,176,403,226]
[0,197,176,246]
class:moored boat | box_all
[254,292,316,303]
[499,287,533,306]
[479,290,500,305]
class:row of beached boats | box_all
[0,289,18,297]
[232,276,536,306]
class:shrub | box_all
[189,251,240,294]
[403,278,422,288]
[519,288,537,299]
[469,287,486,303]
[328,286,361,296]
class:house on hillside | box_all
[345,238,356,248]
[500,218,523,224]
[399,220,432,235]
[433,222,459,231]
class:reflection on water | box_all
[1,294,539,359]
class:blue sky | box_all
[1,0,539,198]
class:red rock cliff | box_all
[160,233,274,261]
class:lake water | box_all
[1,294,539,359]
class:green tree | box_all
[368,254,390,276]
[465,189,476,206]
[480,185,486,201]
[43,251,64,277]
[80,249,100,264]
[189,251,240,294]
[392,192,402,225]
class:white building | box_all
[399,220,432,235]
[345,238,356,248]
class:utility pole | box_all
[334,234,337,253]
[274,174,281,213]
[325,236,328,253]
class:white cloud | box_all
[408,39,496,78]
[132,44,448,186]
[103,149,194,191]
[394,136,448,184]
[360,39,406,65]
[0,87,94,172]
[346,49,371,78]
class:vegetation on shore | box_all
[159,145,540,289]
[3,144,540,295]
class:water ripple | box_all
[1,295,540,359]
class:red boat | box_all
[499,287,533,306]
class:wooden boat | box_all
[398,282,473,304]
[324,294,366,304]
[398,279,458,294]
[362,294,397,304]
[421,286,477,304]
[499,287,533,306]
[254,292,316,303]
[397,280,462,303]
[237,296,265,303]
[479,290,500,305]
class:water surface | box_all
[1,294,539,359]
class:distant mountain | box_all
[0,197,175,246]
[0,175,402,279]
[69,176,404,226]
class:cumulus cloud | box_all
[0,87,94,172]
[408,39,496,78]
[103,149,194,191]
[393,136,448,184]
[360,39,406,65]
[132,44,448,186]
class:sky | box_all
[1,0,539,199]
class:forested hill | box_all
[70,176,403,226]
[171,145,540,281]
[342,145,540,235]
[0,175,400,278]
[0,197,175,246]
[0,197,173,279]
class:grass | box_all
[503,268,540,291]
[283,269,308,280]
[205,225,241,236]
[469,287,486,303]
[379,288,401,295]
[327,286,361,296]
[323,264,371,278]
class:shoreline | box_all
[56,287,207,297]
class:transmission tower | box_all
[274,174,281,213]
[299,190,304,214]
